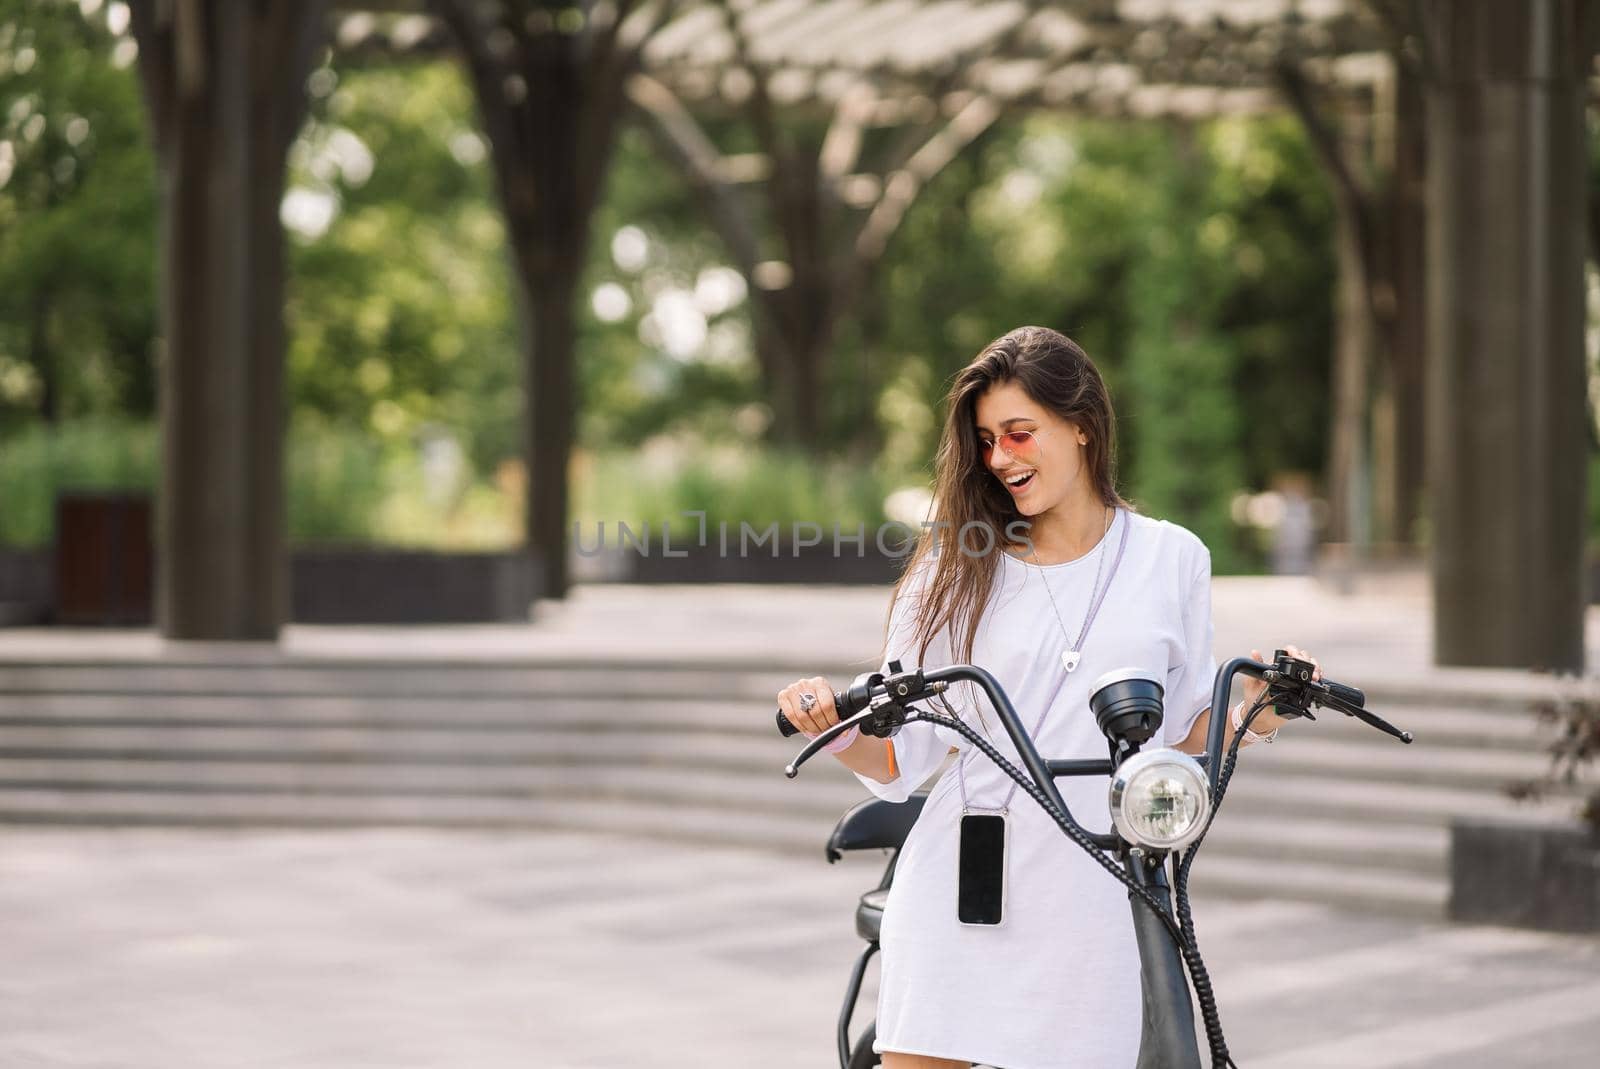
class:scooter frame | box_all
[784,654,1411,1068]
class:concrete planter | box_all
[290,549,538,624]
[1448,818,1600,932]
[0,546,539,626]
[583,538,909,585]
[0,548,51,625]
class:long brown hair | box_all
[892,326,1128,663]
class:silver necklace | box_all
[1031,506,1125,673]
[955,505,1128,814]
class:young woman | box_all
[776,326,1321,1069]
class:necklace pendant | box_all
[1062,649,1081,673]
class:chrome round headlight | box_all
[1108,748,1211,851]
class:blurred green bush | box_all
[571,444,899,533]
[0,420,503,548]
[0,420,157,546]
[0,422,913,549]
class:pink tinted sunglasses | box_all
[978,428,1050,462]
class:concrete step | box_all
[1213,768,1572,826]
[2,654,1582,921]
[0,658,1579,721]
[1292,703,1547,752]
[1185,854,1447,919]
[0,757,868,817]
[0,787,828,854]
[1232,733,1554,789]
[0,785,1451,917]
[0,722,798,763]
[0,686,1569,822]
[0,745,1567,839]
[1197,814,1448,877]
[0,714,1565,807]
[0,755,1452,872]
[0,699,1514,747]
[0,662,869,701]
[0,742,1561,822]
[0,693,1551,753]
[0,694,787,736]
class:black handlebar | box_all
[775,693,849,738]
[782,651,1405,794]
[1323,679,1366,709]
[1204,650,1407,791]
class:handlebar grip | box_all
[775,690,850,737]
[1323,680,1366,709]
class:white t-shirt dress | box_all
[856,508,1215,1069]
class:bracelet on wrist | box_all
[1231,700,1279,745]
[805,724,860,754]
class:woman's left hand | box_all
[1238,644,1321,734]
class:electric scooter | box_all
[778,650,1414,1069]
[818,788,927,1069]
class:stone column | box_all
[132,2,328,640]
[1424,0,1594,669]
[155,9,262,640]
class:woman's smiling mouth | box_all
[1002,470,1036,493]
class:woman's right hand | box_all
[776,676,837,738]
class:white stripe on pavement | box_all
[1188,900,1333,942]
[1221,924,1573,1002]
[1247,979,1600,1069]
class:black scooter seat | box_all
[856,888,889,942]
[825,791,929,862]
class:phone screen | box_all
[958,812,1006,925]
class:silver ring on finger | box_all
[798,692,818,714]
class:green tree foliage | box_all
[0,418,154,545]
[575,123,764,453]
[1122,133,1248,569]
[869,125,1017,480]
[868,115,1334,568]
[285,59,520,473]
[0,0,156,433]
[0,27,1346,565]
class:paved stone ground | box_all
[1,828,1595,1069]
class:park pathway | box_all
[0,827,1596,1067]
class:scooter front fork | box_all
[1127,851,1202,1069]
[838,941,879,1069]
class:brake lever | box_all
[783,705,904,778]
[1258,681,1414,745]
[1256,651,1411,743]
[1314,688,1414,744]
